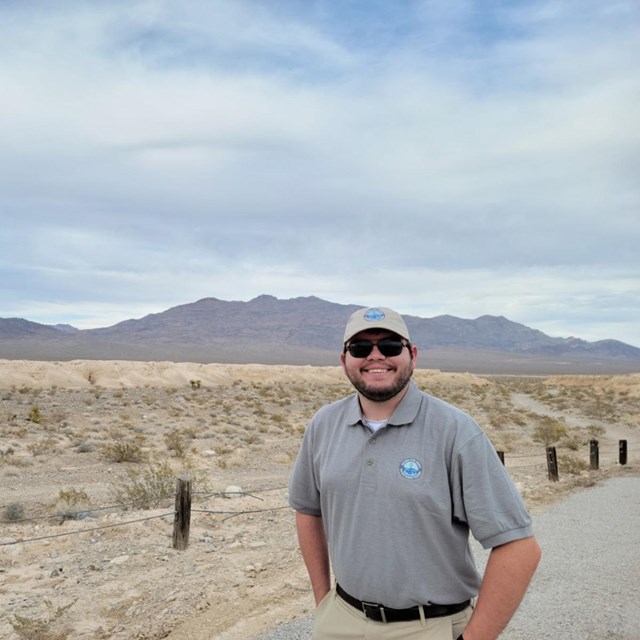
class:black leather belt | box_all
[336,583,470,623]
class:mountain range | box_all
[2,295,640,374]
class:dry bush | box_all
[109,461,176,509]
[57,487,91,506]
[532,416,567,446]
[2,501,25,522]
[560,434,583,451]
[101,441,147,463]
[9,600,74,640]
[26,438,57,457]
[164,429,196,457]
[243,432,262,445]
[587,424,606,438]
[558,453,589,475]
[75,440,96,453]
[110,460,210,509]
[27,405,43,424]
[56,487,92,521]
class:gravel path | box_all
[258,475,640,640]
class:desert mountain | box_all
[1,295,639,374]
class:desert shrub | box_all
[101,441,146,463]
[558,453,589,475]
[27,438,57,456]
[56,487,91,521]
[587,424,606,438]
[561,430,585,451]
[57,487,91,506]
[165,429,191,457]
[532,416,567,447]
[28,405,43,424]
[109,461,176,509]
[1,456,31,469]
[10,600,74,640]
[3,501,25,522]
[491,432,518,453]
[508,412,528,427]
[243,432,261,445]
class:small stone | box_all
[224,485,243,498]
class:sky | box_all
[1,0,639,347]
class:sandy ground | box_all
[1,360,638,640]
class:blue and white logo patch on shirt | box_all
[399,458,422,479]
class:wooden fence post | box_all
[589,439,599,471]
[546,446,559,482]
[619,440,628,466]
[173,475,192,551]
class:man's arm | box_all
[295,511,331,605]
[461,536,541,640]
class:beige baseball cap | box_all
[343,307,410,343]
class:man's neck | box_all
[358,384,410,421]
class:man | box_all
[289,306,541,639]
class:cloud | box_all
[0,0,639,346]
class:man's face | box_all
[340,330,417,402]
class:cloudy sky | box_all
[1,0,639,347]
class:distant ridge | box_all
[1,295,639,374]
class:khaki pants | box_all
[313,589,472,640]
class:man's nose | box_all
[366,344,386,359]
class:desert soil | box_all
[1,360,638,640]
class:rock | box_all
[201,450,217,457]
[223,485,243,498]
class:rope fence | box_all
[0,442,633,549]
[0,485,290,548]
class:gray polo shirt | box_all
[288,381,534,608]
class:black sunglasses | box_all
[345,338,408,358]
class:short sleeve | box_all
[450,432,534,549]
[288,421,322,516]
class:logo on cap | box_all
[399,458,422,479]
[364,308,385,322]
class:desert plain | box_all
[1,359,639,640]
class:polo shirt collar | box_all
[345,380,422,427]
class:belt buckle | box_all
[361,601,387,623]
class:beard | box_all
[345,362,414,402]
